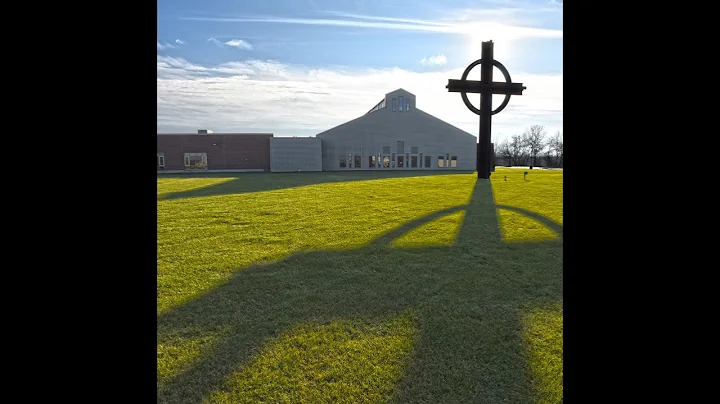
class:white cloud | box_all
[175,39,186,45]
[332,7,559,28]
[321,11,462,27]
[182,16,562,40]
[157,41,176,51]
[207,37,254,50]
[207,37,224,47]
[157,56,562,143]
[224,39,253,50]
[420,54,448,66]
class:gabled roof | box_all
[385,88,415,97]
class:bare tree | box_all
[495,140,512,166]
[547,131,563,168]
[543,150,554,167]
[554,131,563,167]
[509,135,525,166]
[522,125,547,167]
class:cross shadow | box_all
[157,170,475,200]
[157,179,563,404]
[495,205,564,238]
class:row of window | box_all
[392,96,411,112]
[339,153,457,169]
[158,150,457,171]
[157,152,208,170]
[368,99,387,114]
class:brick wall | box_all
[157,134,272,171]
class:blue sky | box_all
[157,0,562,143]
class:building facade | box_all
[157,89,478,174]
[316,89,477,171]
[269,137,322,172]
[157,132,273,172]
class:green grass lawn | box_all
[157,168,562,404]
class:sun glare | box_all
[458,25,518,112]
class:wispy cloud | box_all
[208,37,224,47]
[181,16,562,40]
[175,39,186,45]
[157,56,562,141]
[224,39,253,50]
[207,37,254,50]
[548,0,563,5]
[434,4,561,22]
[320,11,457,27]
[157,41,176,51]
[420,54,447,66]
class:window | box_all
[391,153,396,168]
[424,155,431,168]
[398,155,404,168]
[339,156,347,168]
[446,153,450,164]
[398,96,403,112]
[383,146,391,154]
[392,98,396,111]
[348,154,352,168]
[411,147,418,154]
[438,156,445,168]
[383,155,390,168]
[184,153,207,170]
[406,101,410,111]
[369,155,376,168]
[451,156,457,167]
[406,153,409,164]
[354,155,361,168]
[157,153,165,170]
[411,155,418,168]
[397,141,404,154]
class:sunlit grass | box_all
[391,210,466,248]
[158,177,236,198]
[208,314,418,404]
[497,210,558,242]
[158,332,226,387]
[523,303,563,404]
[157,170,563,403]
[157,174,476,314]
[492,168,563,242]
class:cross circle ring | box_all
[460,59,514,116]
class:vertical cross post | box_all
[446,40,525,179]
[478,41,493,179]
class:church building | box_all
[316,88,477,171]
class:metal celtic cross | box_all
[446,40,526,179]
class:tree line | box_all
[494,125,563,168]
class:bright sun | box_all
[466,36,515,66]
[461,29,518,112]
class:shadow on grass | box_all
[157,180,563,404]
[495,205,564,238]
[158,170,475,200]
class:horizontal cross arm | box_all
[446,79,526,96]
